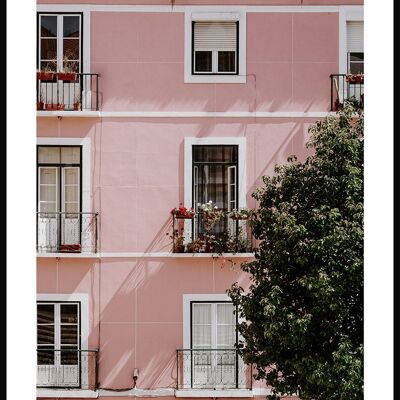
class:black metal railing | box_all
[330,74,364,111]
[171,212,253,253]
[176,349,252,390]
[37,349,98,390]
[36,212,98,254]
[37,73,100,111]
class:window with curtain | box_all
[191,302,237,388]
[37,146,81,214]
[192,145,238,236]
[192,21,238,75]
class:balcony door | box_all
[37,302,81,387]
[38,13,82,109]
[37,146,81,252]
[191,302,240,389]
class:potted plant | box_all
[73,93,82,111]
[46,103,65,111]
[171,204,195,219]
[199,200,223,223]
[346,73,364,84]
[228,208,252,220]
[37,91,44,110]
[37,64,55,81]
[167,228,186,253]
[186,237,204,253]
[57,52,77,81]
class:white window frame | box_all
[192,21,238,75]
[38,13,82,73]
[37,294,90,389]
[37,6,91,74]
[338,7,364,75]
[184,8,246,84]
[184,137,246,242]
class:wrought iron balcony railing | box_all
[330,73,364,111]
[176,349,252,390]
[37,73,100,111]
[37,349,98,390]
[36,212,98,254]
[171,211,254,253]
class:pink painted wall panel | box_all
[88,11,340,112]
[247,13,293,63]
[99,323,136,388]
[292,13,339,62]
[99,260,137,323]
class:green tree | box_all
[229,105,363,400]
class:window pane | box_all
[41,16,57,37]
[65,203,79,213]
[39,168,57,184]
[63,16,80,38]
[37,325,55,344]
[217,325,235,347]
[217,304,235,324]
[61,147,80,164]
[64,168,79,185]
[61,304,78,323]
[38,147,60,164]
[350,52,364,62]
[40,186,57,202]
[40,202,57,213]
[41,38,57,61]
[218,51,235,73]
[61,325,78,344]
[65,187,79,202]
[193,304,211,324]
[63,39,79,61]
[193,325,212,347]
[40,61,57,72]
[349,63,364,74]
[61,347,79,365]
[38,348,55,365]
[37,304,54,323]
[195,51,212,72]
[193,146,237,163]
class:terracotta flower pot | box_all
[57,72,77,81]
[37,72,54,81]
[37,101,44,110]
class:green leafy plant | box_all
[229,104,364,400]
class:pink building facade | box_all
[36,1,364,399]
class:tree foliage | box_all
[228,105,364,400]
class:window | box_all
[347,21,364,74]
[192,145,238,235]
[37,302,81,387]
[37,146,82,252]
[38,13,82,73]
[184,10,246,83]
[190,302,238,388]
[192,22,238,75]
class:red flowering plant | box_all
[346,73,364,84]
[171,204,196,219]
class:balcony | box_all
[171,211,254,254]
[37,349,98,390]
[36,212,98,254]
[176,349,252,390]
[330,73,364,111]
[37,73,100,111]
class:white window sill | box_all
[184,74,246,84]
[176,389,253,397]
[37,389,98,398]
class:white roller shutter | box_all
[347,21,364,53]
[194,22,237,51]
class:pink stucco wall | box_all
[90,12,338,112]
[36,2,361,398]
[37,117,314,252]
